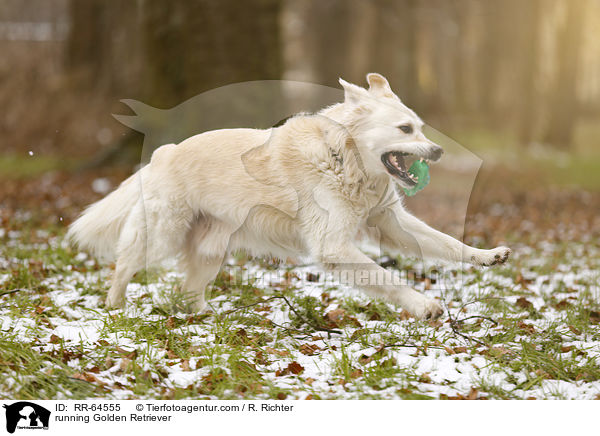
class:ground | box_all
[1,164,599,400]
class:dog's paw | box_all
[471,246,511,267]
[421,299,444,320]
[105,294,126,310]
[403,293,444,321]
[183,300,208,314]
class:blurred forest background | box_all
[0,0,599,243]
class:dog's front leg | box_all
[369,203,511,265]
[317,243,443,320]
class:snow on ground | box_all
[0,226,599,399]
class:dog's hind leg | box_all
[106,203,148,309]
[106,256,141,309]
[176,219,231,312]
[178,253,222,313]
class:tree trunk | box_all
[303,0,356,86]
[141,0,283,108]
[370,0,419,108]
[66,0,140,92]
[542,0,586,148]
[516,0,542,145]
[66,0,108,83]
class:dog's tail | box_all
[67,171,142,262]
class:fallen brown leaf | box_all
[553,300,572,310]
[326,308,346,324]
[467,388,479,400]
[299,343,321,356]
[265,347,290,357]
[287,361,304,375]
[517,321,536,334]
[181,359,191,371]
[350,369,363,378]
[516,297,533,310]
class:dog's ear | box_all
[366,73,395,98]
[339,78,369,105]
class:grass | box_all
[0,217,599,400]
[447,124,600,190]
[0,154,77,178]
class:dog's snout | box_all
[429,145,443,162]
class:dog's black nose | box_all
[429,145,444,161]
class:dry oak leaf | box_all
[517,321,536,334]
[287,361,304,375]
[180,359,191,371]
[326,308,346,324]
[350,369,363,379]
[265,347,290,357]
[516,297,533,310]
[275,361,304,377]
[553,300,572,310]
[299,343,321,356]
[325,308,362,328]
[467,388,479,400]
[116,346,138,360]
[72,372,103,385]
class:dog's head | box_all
[338,73,443,188]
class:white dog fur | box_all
[68,73,510,320]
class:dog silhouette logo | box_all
[2,402,50,433]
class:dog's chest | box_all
[350,177,395,213]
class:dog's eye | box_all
[398,124,413,134]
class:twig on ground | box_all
[454,315,498,326]
[0,289,24,297]
[222,296,283,315]
[218,294,342,336]
[443,297,501,347]
[381,343,445,351]
[277,294,342,336]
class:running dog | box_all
[68,73,510,320]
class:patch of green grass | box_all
[130,268,164,285]
[1,266,42,293]
[1,215,599,399]
[0,334,102,399]
[341,298,397,323]
[0,154,77,178]
[538,156,600,190]
[287,295,329,330]
[448,125,600,191]
[473,377,517,400]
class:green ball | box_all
[403,159,430,197]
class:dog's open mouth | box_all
[381,152,419,186]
